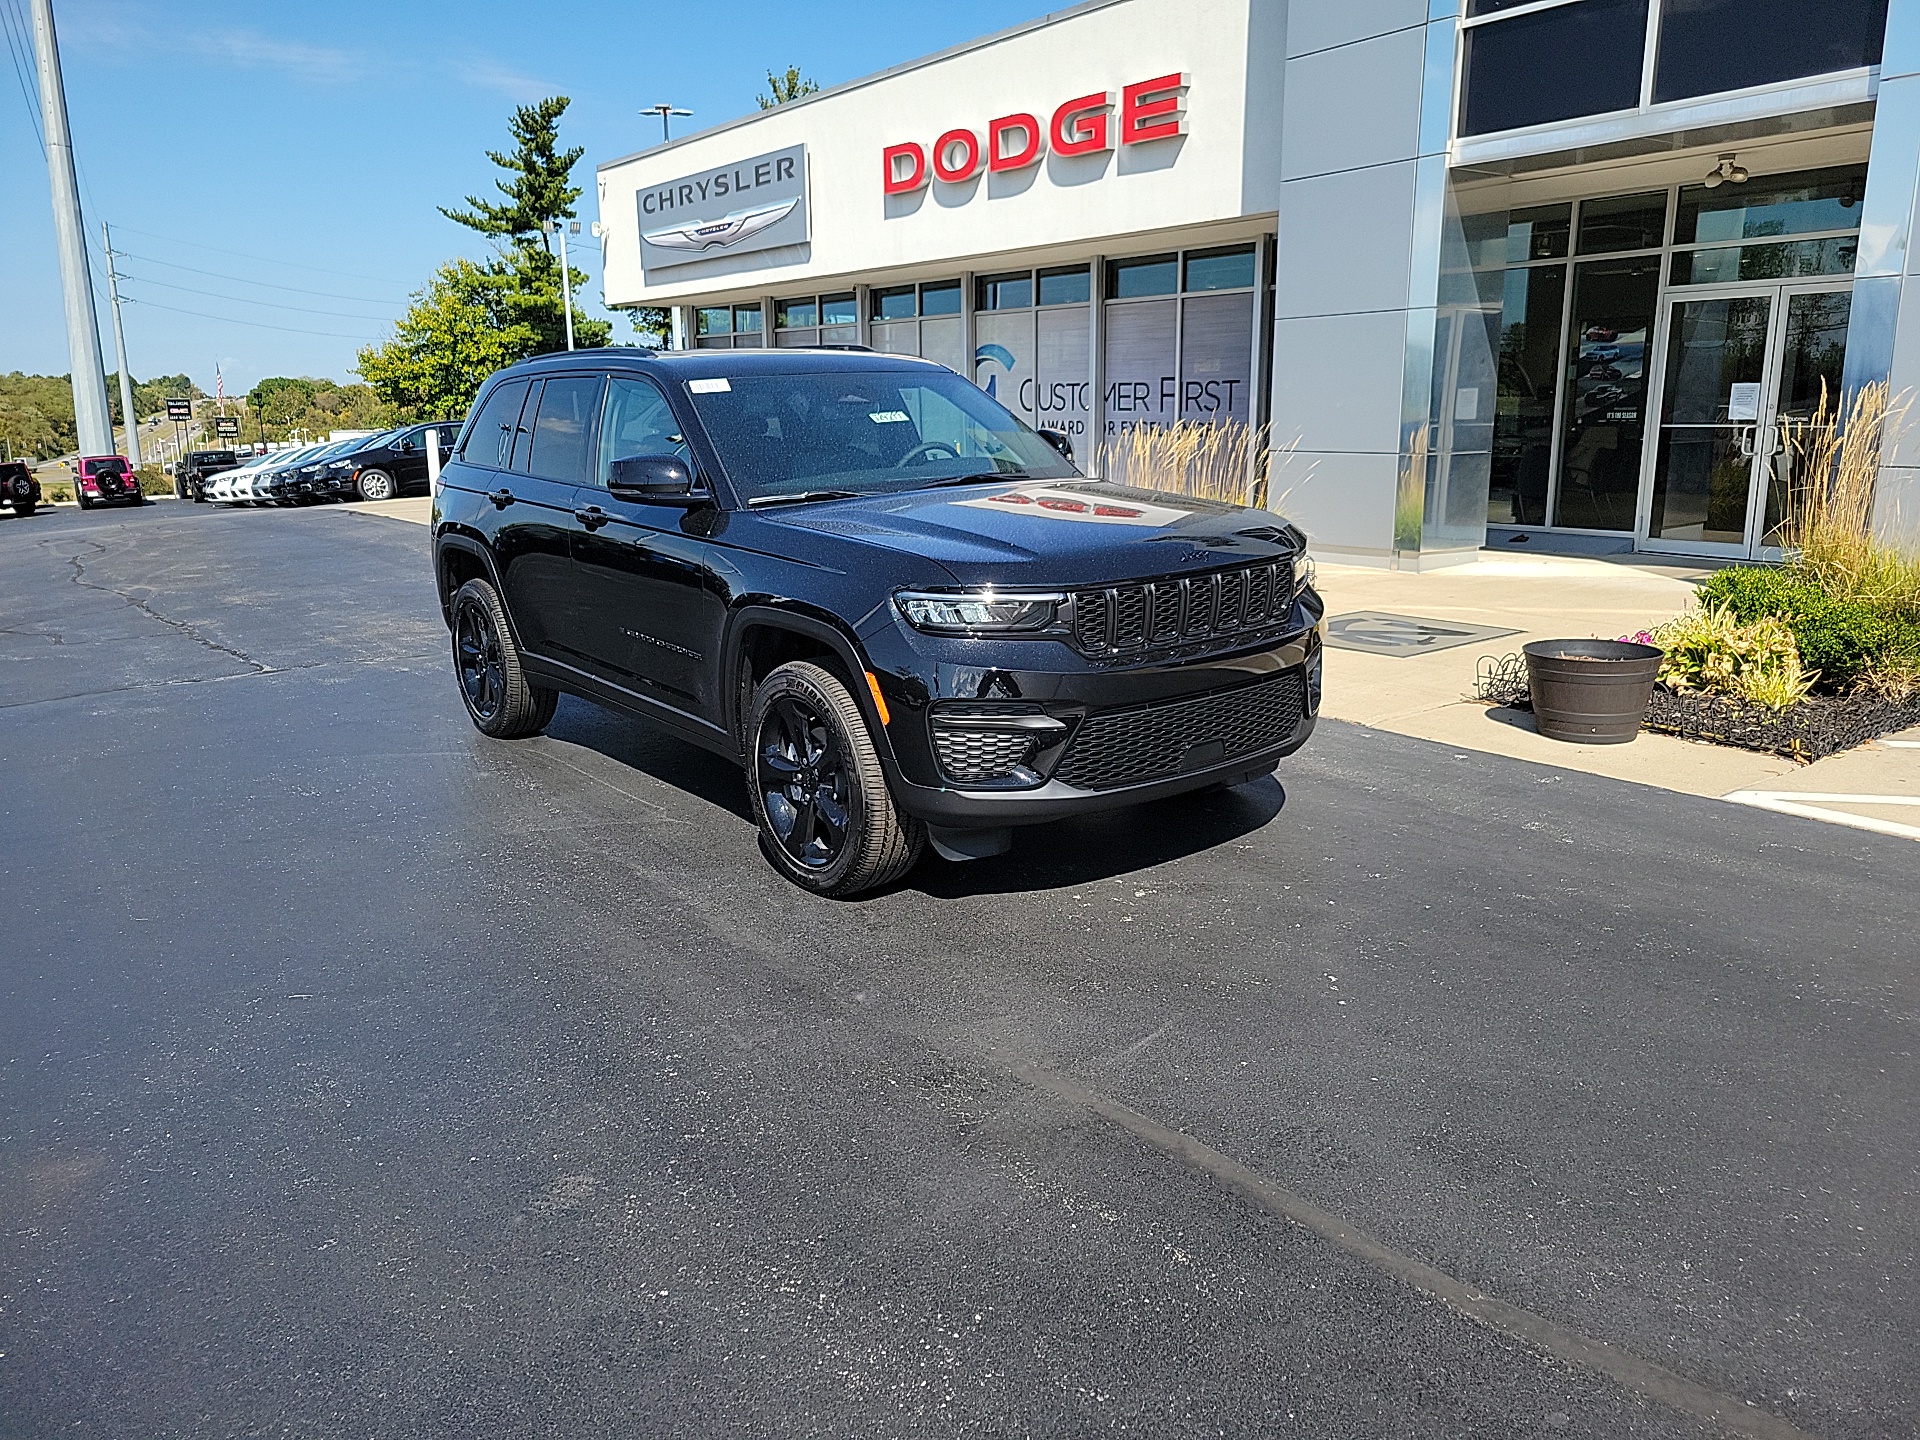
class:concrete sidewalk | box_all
[1315,552,1920,835]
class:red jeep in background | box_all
[75,455,145,510]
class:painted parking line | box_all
[1881,739,1920,748]
[1724,791,1920,842]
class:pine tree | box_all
[440,97,585,258]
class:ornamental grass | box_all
[1091,419,1300,510]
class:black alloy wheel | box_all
[746,661,924,897]
[449,578,557,739]
[758,694,854,873]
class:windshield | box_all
[682,365,1077,504]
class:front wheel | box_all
[450,578,557,739]
[747,661,923,898]
[356,469,396,501]
[12,499,33,517]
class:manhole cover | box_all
[1324,611,1518,656]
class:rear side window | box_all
[526,375,604,485]
[465,380,530,471]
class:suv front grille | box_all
[1052,673,1306,792]
[1071,559,1295,661]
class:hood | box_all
[745,479,1302,588]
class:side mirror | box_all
[608,453,698,502]
[1037,427,1073,461]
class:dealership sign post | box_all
[636,144,809,274]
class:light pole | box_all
[642,103,692,144]
[29,0,112,459]
[543,218,582,351]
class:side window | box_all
[465,380,530,471]
[526,375,605,485]
[595,376,691,487]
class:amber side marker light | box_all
[864,671,892,726]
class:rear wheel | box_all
[13,499,34,517]
[450,578,557,739]
[356,469,396,502]
[747,661,923,898]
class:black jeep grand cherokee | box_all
[432,349,1322,896]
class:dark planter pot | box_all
[1523,639,1663,745]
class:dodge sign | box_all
[637,144,809,274]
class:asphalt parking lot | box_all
[2,502,1916,1439]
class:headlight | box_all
[896,590,1065,635]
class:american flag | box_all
[216,366,224,409]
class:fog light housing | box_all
[928,705,1069,787]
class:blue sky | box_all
[0,0,1054,392]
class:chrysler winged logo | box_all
[643,197,799,254]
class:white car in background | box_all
[209,451,284,505]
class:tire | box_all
[746,660,924,898]
[450,578,557,739]
[13,499,34,517]
[356,469,396,502]
[76,491,92,511]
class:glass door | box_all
[1641,281,1851,557]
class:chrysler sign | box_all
[638,144,809,273]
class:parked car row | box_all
[198,423,460,507]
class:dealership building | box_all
[596,0,1915,567]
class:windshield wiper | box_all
[746,489,861,508]
[909,469,1034,490]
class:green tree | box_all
[357,257,607,419]
[629,308,672,347]
[757,65,819,109]
[439,96,584,260]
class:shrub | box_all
[1702,566,1920,693]
[1652,603,1814,711]
[135,463,173,497]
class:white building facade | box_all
[597,0,1915,568]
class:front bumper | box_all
[864,607,1323,829]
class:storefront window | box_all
[1674,166,1868,245]
[1183,245,1256,293]
[1107,254,1178,299]
[821,293,857,327]
[920,280,962,315]
[871,286,916,321]
[1038,266,1091,306]
[1578,192,1667,254]
[696,306,731,337]
[1654,0,1887,105]
[1487,265,1566,526]
[1670,237,1857,285]
[1553,254,1660,530]
[776,299,817,329]
[1459,0,1649,137]
[977,272,1033,310]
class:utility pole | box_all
[29,0,112,459]
[101,222,140,467]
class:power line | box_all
[120,296,387,342]
[120,271,396,320]
[115,249,401,305]
[0,0,44,156]
[110,224,409,286]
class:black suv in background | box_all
[335,422,459,501]
[432,350,1322,897]
[175,449,239,502]
[1,461,40,517]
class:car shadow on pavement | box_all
[907,778,1289,898]
[543,696,1289,895]
[545,696,756,823]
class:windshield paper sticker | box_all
[954,485,1191,528]
[868,411,911,424]
[687,378,732,393]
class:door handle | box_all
[574,504,610,531]
[488,487,514,508]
